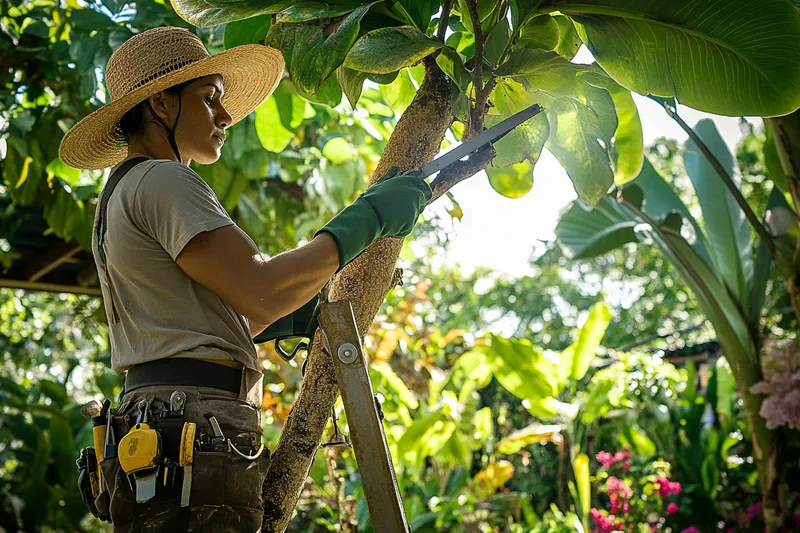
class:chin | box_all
[195,149,222,165]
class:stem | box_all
[466,0,484,137]
[436,0,452,42]
[656,99,780,260]
[428,145,495,202]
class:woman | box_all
[59,27,430,532]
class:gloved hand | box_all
[316,167,432,270]
[253,295,320,344]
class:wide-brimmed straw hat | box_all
[59,26,284,170]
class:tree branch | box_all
[428,145,495,203]
[466,0,484,137]
[436,0,452,42]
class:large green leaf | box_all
[515,15,559,51]
[628,157,711,266]
[223,14,271,48]
[483,336,559,405]
[486,160,535,198]
[436,46,472,93]
[684,119,753,307]
[380,67,418,116]
[170,0,291,27]
[487,80,550,167]
[555,195,637,259]
[344,26,442,74]
[496,422,562,454]
[541,0,800,116]
[552,14,581,59]
[276,4,373,95]
[545,96,613,204]
[580,69,643,185]
[337,66,369,107]
[254,82,300,152]
[398,0,439,32]
[497,48,587,97]
[748,188,787,323]
[484,16,511,68]
[565,301,611,381]
[275,2,355,23]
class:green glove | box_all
[252,295,320,344]
[316,167,432,270]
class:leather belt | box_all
[124,358,241,394]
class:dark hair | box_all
[117,80,192,144]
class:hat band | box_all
[117,56,205,100]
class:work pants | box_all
[99,384,270,532]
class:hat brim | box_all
[59,44,284,170]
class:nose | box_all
[218,106,232,130]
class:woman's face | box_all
[173,74,232,165]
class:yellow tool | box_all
[118,400,161,503]
[179,422,196,507]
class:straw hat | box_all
[59,27,284,170]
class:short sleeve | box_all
[132,161,234,260]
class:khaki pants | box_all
[98,383,270,532]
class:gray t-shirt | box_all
[91,159,259,372]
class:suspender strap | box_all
[96,156,149,266]
[96,156,149,325]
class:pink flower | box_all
[651,527,659,532]
[622,460,631,472]
[607,476,633,498]
[654,477,681,496]
[597,451,616,468]
[680,528,701,533]
[666,503,679,514]
[590,508,617,533]
[614,450,631,462]
[747,502,762,520]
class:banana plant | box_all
[555,119,791,531]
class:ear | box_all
[146,91,176,122]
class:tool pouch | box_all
[77,446,111,522]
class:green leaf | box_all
[70,8,112,31]
[296,74,343,107]
[509,0,546,29]
[581,83,616,143]
[497,48,587,97]
[275,2,355,23]
[484,16,510,68]
[566,301,610,381]
[46,158,81,186]
[496,422,561,454]
[545,96,613,204]
[344,26,442,74]
[398,0,439,32]
[170,0,292,27]
[515,15,559,51]
[748,188,787,323]
[486,159,534,198]
[684,119,753,307]
[371,361,419,410]
[619,424,655,457]
[487,80,550,167]
[472,407,494,449]
[552,14,581,59]
[580,69,643,185]
[223,14,271,49]
[627,157,711,266]
[714,357,736,420]
[546,0,800,116]
[484,336,559,404]
[452,348,493,389]
[380,67,418,116]
[255,85,296,152]
[285,4,373,95]
[764,121,790,196]
[555,196,637,259]
[39,379,67,406]
[456,0,497,34]
[436,46,472,93]
[322,137,357,164]
[573,453,591,530]
[446,31,476,57]
[337,66,369,107]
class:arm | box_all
[176,226,339,327]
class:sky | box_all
[428,47,761,278]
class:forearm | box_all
[256,232,339,324]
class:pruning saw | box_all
[254,103,544,356]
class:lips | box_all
[213,133,226,144]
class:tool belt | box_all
[124,358,242,394]
[77,384,265,523]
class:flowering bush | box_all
[589,450,700,533]
[749,337,800,430]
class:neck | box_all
[126,126,190,165]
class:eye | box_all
[205,96,214,105]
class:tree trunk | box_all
[260,57,453,532]
[768,111,800,323]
